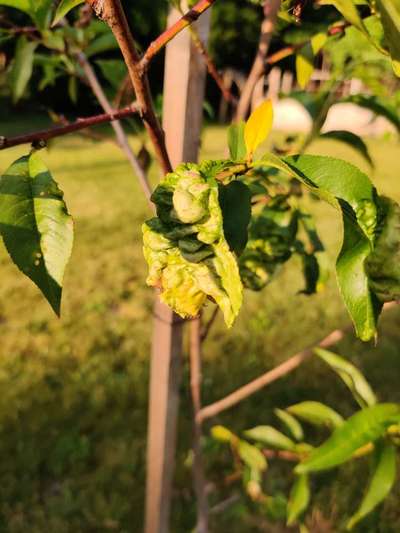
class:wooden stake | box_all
[145,7,211,533]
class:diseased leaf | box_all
[287,474,310,526]
[274,408,304,441]
[296,404,400,474]
[0,153,74,315]
[245,425,296,451]
[9,36,37,104]
[218,181,252,256]
[315,348,377,408]
[287,401,344,429]
[347,442,397,529]
[53,0,84,26]
[238,440,268,471]
[319,130,373,167]
[143,164,243,327]
[266,153,380,341]
[228,121,247,160]
[244,100,273,158]
[365,196,400,302]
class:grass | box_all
[0,121,399,532]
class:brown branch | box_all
[190,316,209,533]
[87,0,172,174]
[200,305,219,342]
[0,104,139,150]
[198,302,397,423]
[140,0,217,72]
[76,51,153,204]
[189,26,238,106]
[236,0,281,121]
[197,329,344,423]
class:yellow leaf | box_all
[244,99,274,158]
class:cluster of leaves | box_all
[143,99,400,341]
[212,349,400,530]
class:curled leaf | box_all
[143,164,243,327]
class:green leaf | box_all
[287,474,310,526]
[30,0,54,29]
[347,442,397,529]
[319,130,373,167]
[244,99,273,158]
[272,153,380,341]
[0,0,30,12]
[375,0,400,76]
[296,33,327,89]
[218,181,252,256]
[53,0,84,26]
[315,348,377,408]
[342,94,400,134]
[245,426,296,451]
[287,401,344,429]
[227,121,247,160]
[0,153,74,315]
[296,404,400,474]
[238,440,268,471]
[9,36,37,104]
[274,408,304,441]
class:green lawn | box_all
[0,124,399,532]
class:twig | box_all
[263,449,299,462]
[198,329,344,422]
[140,0,217,72]
[209,493,241,515]
[236,0,281,121]
[189,26,238,105]
[0,104,138,150]
[190,316,209,533]
[198,302,398,422]
[76,51,153,204]
[87,0,173,174]
[200,306,219,342]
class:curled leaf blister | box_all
[143,164,242,327]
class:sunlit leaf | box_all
[0,153,74,315]
[227,121,246,160]
[287,401,344,429]
[53,0,85,26]
[211,425,235,443]
[244,100,273,158]
[375,0,400,77]
[274,408,304,441]
[238,440,268,471]
[347,441,397,529]
[9,36,37,104]
[287,474,310,525]
[315,348,377,408]
[296,404,400,474]
[245,425,296,451]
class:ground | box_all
[0,121,399,532]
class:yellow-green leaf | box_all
[244,99,273,158]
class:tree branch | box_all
[198,302,397,422]
[189,26,237,106]
[76,51,153,204]
[140,0,217,72]
[0,104,138,150]
[87,0,172,174]
[236,0,281,121]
